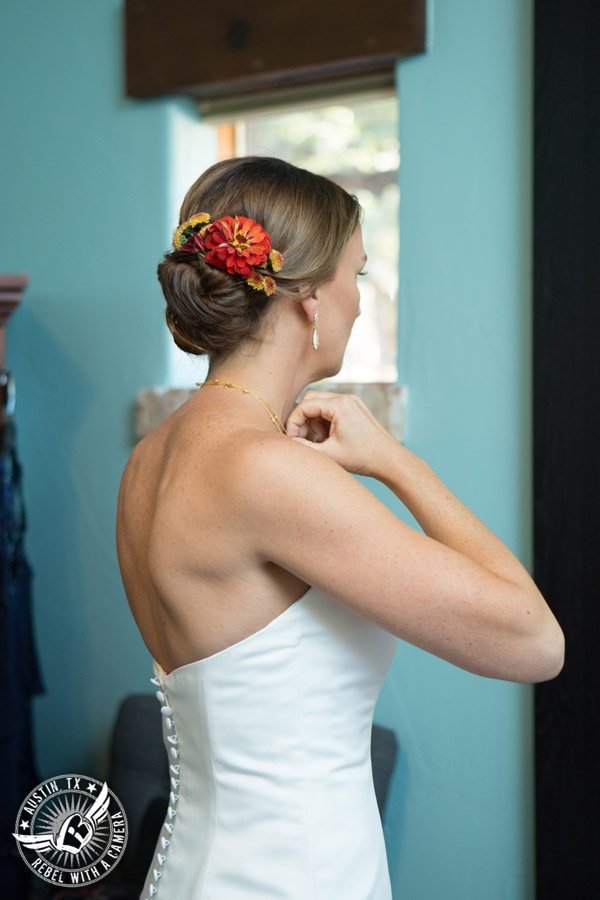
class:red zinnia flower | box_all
[203,216,272,279]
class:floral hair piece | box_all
[173,213,284,297]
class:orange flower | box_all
[263,276,276,296]
[268,250,284,272]
[246,274,267,292]
[203,216,272,279]
[246,274,277,296]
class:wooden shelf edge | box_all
[0,274,29,327]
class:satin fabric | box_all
[140,585,398,900]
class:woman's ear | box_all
[299,296,319,323]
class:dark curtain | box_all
[534,0,600,894]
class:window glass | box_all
[235,96,399,382]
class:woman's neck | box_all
[207,338,328,428]
[207,360,309,428]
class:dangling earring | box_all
[312,312,320,350]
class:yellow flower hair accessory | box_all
[172,213,211,251]
[269,250,284,273]
[247,274,277,297]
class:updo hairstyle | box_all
[158,156,361,362]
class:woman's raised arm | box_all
[226,392,564,683]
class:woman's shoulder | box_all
[228,429,352,490]
[224,430,372,539]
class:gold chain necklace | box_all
[196,379,287,434]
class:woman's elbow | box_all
[528,619,565,683]
[497,611,565,684]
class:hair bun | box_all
[158,250,268,358]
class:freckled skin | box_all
[117,226,563,682]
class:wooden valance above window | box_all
[125,0,427,115]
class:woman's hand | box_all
[285,390,400,478]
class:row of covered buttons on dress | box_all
[142,674,181,900]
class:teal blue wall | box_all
[0,0,172,776]
[373,1,535,897]
[1,1,534,898]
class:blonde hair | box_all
[157,156,361,361]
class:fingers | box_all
[286,393,347,436]
[290,436,326,450]
[286,392,392,475]
[307,418,330,442]
[286,401,317,436]
[288,421,328,443]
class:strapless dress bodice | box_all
[139,584,398,900]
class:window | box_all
[228,95,399,383]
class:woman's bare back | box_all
[116,395,309,675]
[118,388,563,684]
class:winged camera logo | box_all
[13,774,128,887]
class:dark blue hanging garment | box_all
[0,371,45,899]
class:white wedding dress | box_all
[140,584,398,900]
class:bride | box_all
[116,155,564,899]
